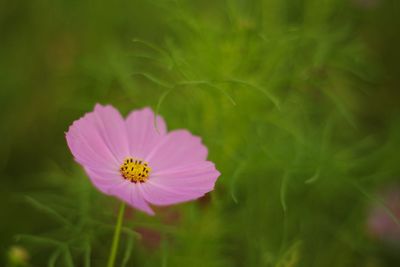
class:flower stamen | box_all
[120,157,151,183]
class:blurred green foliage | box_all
[1,0,400,266]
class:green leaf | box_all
[121,235,134,267]
[24,196,71,227]
[276,241,302,267]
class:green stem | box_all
[107,202,126,267]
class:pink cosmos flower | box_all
[65,104,220,215]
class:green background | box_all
[1,0,400,266]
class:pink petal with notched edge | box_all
[84,167,123,193]
[85,167,155,215]
[126,107,167,160]
[93,104,130,162]
[151,161,219,191]
[110,181,155,215]
[145,130,208,173]
[66,114,119,170]
[140,161,220,206]
[66,104,132,196]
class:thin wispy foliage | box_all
[1,0,400,266]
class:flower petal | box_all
[66,110,120,171]
[110,182,155,215]
[93,104,130,161]
[145,130,208,173]
[85,167,154,215]
[140,161,219,206]
[84,167,124,194]
[125,107,167,159]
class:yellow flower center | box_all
[120,157,151,183]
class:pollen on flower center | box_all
[120,157,151,183]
